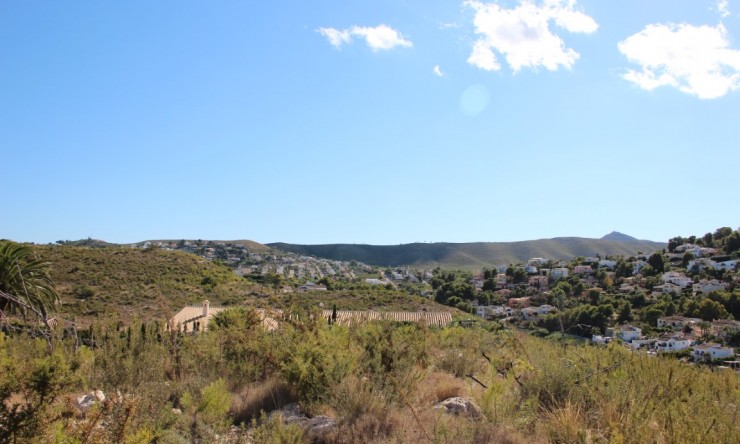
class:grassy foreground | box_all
[1,312,738,443]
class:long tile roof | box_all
[169,302,452,330]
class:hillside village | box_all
[151,229,740,366]
[141,239,373,281]
[465,229,740,365]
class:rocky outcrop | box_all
[75,390,105,410]
[434,397,481,418]
[274,403,337,437]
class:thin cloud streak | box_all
[317,24,412,51]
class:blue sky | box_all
[2,0,739,245]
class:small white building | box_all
[657,316,701,330]
[713,260,738,271]
[693,279,728,294]
[598,260,617,269]
[607,325,642,342]
[662,272,693,289]
[477,305,513,319]
[692,343,735,361]
[654,283,682,294]
[628,338,655,350]
[574,265,593,275]
[655,335,692,352]
[551,268,569,280]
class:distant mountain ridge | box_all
[601,231,642,243]
[268,234,665,268]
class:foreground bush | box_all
[0,317,738,443]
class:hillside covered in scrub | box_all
[33,245,259,322]
[1,315,738,443]
[29,244,454,324]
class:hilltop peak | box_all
[601,231,640,243]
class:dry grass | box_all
[230,378,296,424]
[538,402,597,444]
[416,371,467,404]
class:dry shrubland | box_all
[1,313,738,443]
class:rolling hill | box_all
[268,233,665,268]
[28,244,456,325]
[31,245,261,324]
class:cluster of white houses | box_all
[592,316,739,362]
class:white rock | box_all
[306,415,336,435]
[434,397,481,418]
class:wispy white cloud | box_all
[464,0,598,73]
[433,65,445,77]
[467,41,500,71]
[716,0,730,18]
[317,25,412,51]
[317,28,351,48]
[618,22,740,99]
[438,22,459,30]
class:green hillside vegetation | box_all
[269,236,665,268]
[1,318,738,443]
[33,245,259,322]
[27,245,452,324]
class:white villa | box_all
[662,272,693,289]
[607,324,642,343]
[692,343,735,361]
[655,335,693,352]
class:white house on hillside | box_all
[693,279,728,294]
[657,316,701,330]
[662,272,692,289]
[655,335,692,352]
[714,260,738,271]
[654,283,682,294]
[606,325,642,342]
[692,343,734,361]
